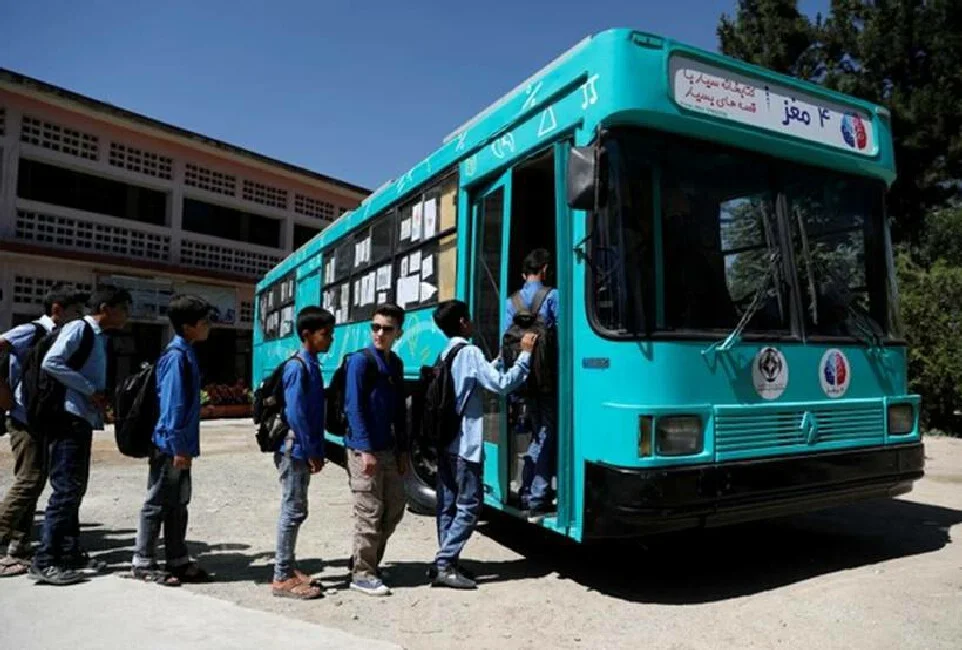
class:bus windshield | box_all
[596,128,899,341]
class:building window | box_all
[20,115,99,161]
[339,206,350,216]
[322,171,457,325]
[294,194,336,221]
[13,275,94,307]
[240,301,254,324]
[15,210,171,262]
[293,224,321,249]
[258,272,296,340]
[17,158,168,227]
[180,239,281,277]
[181,198,282,248]
[242,179,288,210]
[184,163,236,196]
[0,107,5,137]
[108,143,174,180]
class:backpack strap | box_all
[444,343,469,417]
[168,348,195,410]
[67,321,95,371]
[511,291,530,316]
[528,286,552,320]
[30,322,46,346]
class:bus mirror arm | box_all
[566,141,607,212]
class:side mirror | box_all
[566,144,606,212]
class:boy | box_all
[131,295,211,586]
[344,304,407,596]
[0,285,87,577]
[432,300,535,589]
[503,248,560,517]
[271,307,334,600]
[32,286,131,586]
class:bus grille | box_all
[714,402,885,457]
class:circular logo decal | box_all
[841,113,868,150]
[820,349,851,398]
[752,347,788,400]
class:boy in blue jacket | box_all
[131,295,211,586]
[271,307,334,600]
[344,304,407,597]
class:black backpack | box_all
[325,348,402,437]
[0,322,46,436]
[114,349,193,458]
[23,321,95,434]
[252,354,308,452]
[501,287,558,395]
[417,343,468,450]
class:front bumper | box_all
[583,443,924,539]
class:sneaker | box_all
[427,563,476,581]
[432,567,477,590]
[65,553,107,574]
[350,578,391,597]
[347,557,389,581]
[31,565,85,586]
[522,503,555,523]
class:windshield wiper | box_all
[794,206,819,325]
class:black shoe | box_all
[65,552,106,574]
[427,563,475,581]
[431,567,477,590]
[31,565,85,586]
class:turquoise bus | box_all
[253,28,924,541]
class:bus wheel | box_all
[404,438,438,515]
[403,393,437,515]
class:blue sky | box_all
[1,0,828,190]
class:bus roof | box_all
[258,28,893,290]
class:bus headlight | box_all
[888,404,914,435]
[656,416,703,456]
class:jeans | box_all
[521,398,557,509]
[0,419,47,555]
[435,452,482,570]
[132,450,192,569]
[34,416,92,570]
[346,449,405,580]
[273,451,311,581]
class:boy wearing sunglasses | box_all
[343,304,407,596]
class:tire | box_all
[402,393,437,515]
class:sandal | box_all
[0,556,30,578]
[169,562,211,583]
[131,566,181,587]
[272,577,323,600]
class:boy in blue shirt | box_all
[0,285,87,577]
[432,300,535,589]
[503,248,560,517]
[344,304,407,597]
[32,286,131,586]
[131,295,211,587]
[271,307,334,600]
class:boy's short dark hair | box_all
[168,294,213,336]
[296,307,335,340]
[89,285,133,314]
[523,248,551,276]
[43,283,90,317]
[433,300,469,338]
[374,304,405,329]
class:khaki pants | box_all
[0,419,47,555]
[347,449,406,580]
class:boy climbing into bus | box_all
[130,294,211,587]
[432,300,535,589]
[270,306,334,600]
[344,304,408,596]
[502,248,559,519]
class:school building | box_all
[0,67,368,391]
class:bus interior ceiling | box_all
[509,151,557,283]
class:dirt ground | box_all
[2,422,961,649]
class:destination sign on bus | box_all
[669,55,877,156]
